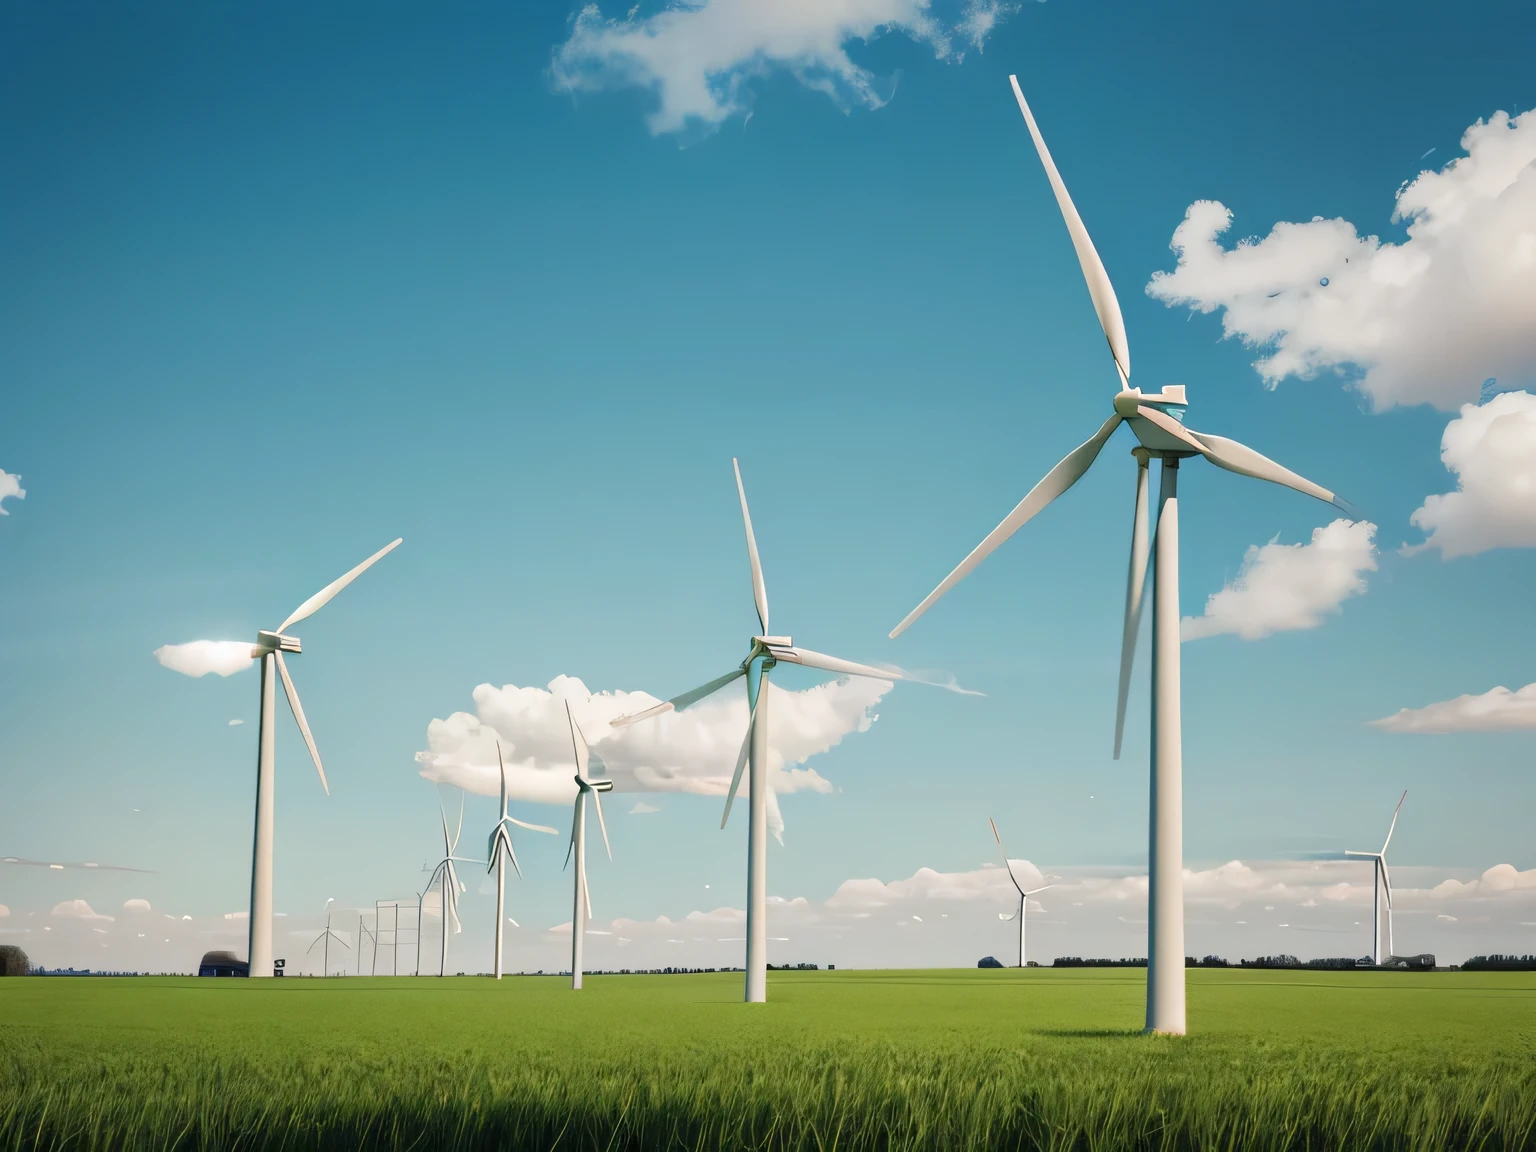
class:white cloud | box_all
[51,900,113,923]
[550,0,1014,136]
[228,719,245,727]
[1426,864,1536,897]
[0,905,8,917]
[417,674,894,840]
[0,469,23,514]
[1408,391,1536,557]
[122,899,152,913]
[629,801,661,814]
[1146,110,1536,411]
[153,641,255,678]
[1183,519,1377,641]
[1372,682,1536,733]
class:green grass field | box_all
[3,968,1533,1150]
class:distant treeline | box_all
[1460,954,1536,971]
[1052,957,1148,968]
[1048,955,1416,970]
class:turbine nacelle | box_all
[575,776,614,794]
[253,630,301,656]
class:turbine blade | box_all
[278,538,402,632]
[1184,428,1341,508]
[1126,404,1206,454]
[497,742,510,818]
[610,669,745,728]
[454,794,464,853]
[733,458,769,634]
[582,864,592,922]
[564,798,579,871]
[890,414,1122,638]
[592,789,612,861]
[721,670,760,829]
[988,818,1025,896]
[1113,456,1151,760]
[1025,884,1055,896]
[274,652,327,795]
[507,816,559,836]
[767,646,902,682]
[1009,76,1130,387]
[1379,856,1394,908]
[566,700,589,779]
[1381,790,1407,855]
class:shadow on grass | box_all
[1033,1028,1144,1039]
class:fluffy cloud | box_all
[122,899,152,913]
[0,469,23,513]
[417,674,894,839]
[1371,682,1536,733]
[1183,519,1377,641]
[1408,390,1536,557]
[1146,110,1536,411]
[153,641,255,678]
[1427,864,1536,898]
[550,0,1014,136]
[0,905,9,917]
[629,801,660,814]
[51,900,113,923]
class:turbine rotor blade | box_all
[1009,76,1131,387]
[890,414,1122,638]
[496,742,510,818]
[733,458,769,634]
[988,817,1025,895]
[1113,455,1151,760]
[278,538,402,633]
[1025,884,1055,897]
[274,652,328,795]
[1381,790,1407,854]
[582,865,592,922]
[768,646,902,682]
[1379,856,1394,908]
[592,789,612,861]
[610,669,745,728]
[1184,429,1341,508]
[565,700,589,779]
[506,816,559,835]
[721,669,761,829]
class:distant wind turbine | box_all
[427,795,479,977]
[306,898,348,977]
[565,702,612,991]
[990,819,1053,968]
[1345,791,1406,965]
[889,79,1343,1035]
[613,459,913,1004]
[158,538,400,978]
[487,742,557,981]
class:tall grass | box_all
[3,969,1533,1150]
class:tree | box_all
[0,945,30,976]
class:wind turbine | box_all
[989,819,1053,968]
[306,898,349,977]
[160,538,400,978]
[612,459,911,1004]
[427,795,479,977]
[889,78,1344,1035]
[564,702,612,991]
[1345,791,1406,965]
[487,742,557,980]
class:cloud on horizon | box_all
[0,469,24,514]
[1146,109,1536,411]
[1371,682,1536,733]
[51,900,113,923]
[1183,519,1377,641]
[550,0,1016,137]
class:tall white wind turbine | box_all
[306,898,349,977]
[427,796,478,977]
[564,702,612,991]
[613,460,912,1004]
[990,819,1053,969]
[1345,790,1406,965]
[487,742,557,980]
[166,539,401,978]
[890,78,1344,1034]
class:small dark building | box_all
[198,950,249,977]
[977,955,1004,969]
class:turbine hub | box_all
[254,630,301,655]
[753,635,792,648]
[1112,389,1141,418]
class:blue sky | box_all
[2,0,1534,972]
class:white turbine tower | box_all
[161,538,401,978]
[487,742,557,980]
[613,459,911,1004]
[306,898,349,977]
[1345,791,1406,966]
[564,702,612,991]
[990,819,1053,969]
[890,78,1344,1034]
[427,796,478,977]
